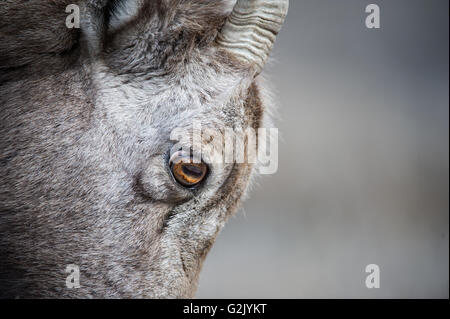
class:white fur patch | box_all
[108,0,144,31]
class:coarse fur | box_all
[0,0,274,298]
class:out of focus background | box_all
[197,0,449,298]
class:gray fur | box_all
[0,0,273,298]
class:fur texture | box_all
[0,0,271,298]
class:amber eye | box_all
[169,152,208,187]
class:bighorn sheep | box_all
[0,0,288,298]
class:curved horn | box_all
[216,0,289,74]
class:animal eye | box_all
[169,152,208,188]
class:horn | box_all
[216,0,289,75]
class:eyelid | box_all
[169,150,186,165]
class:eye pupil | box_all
[181,164,203,178]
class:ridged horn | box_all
[216,0,289,74]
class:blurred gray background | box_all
[197,0,449,298]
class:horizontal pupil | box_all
[181,164,204,178]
